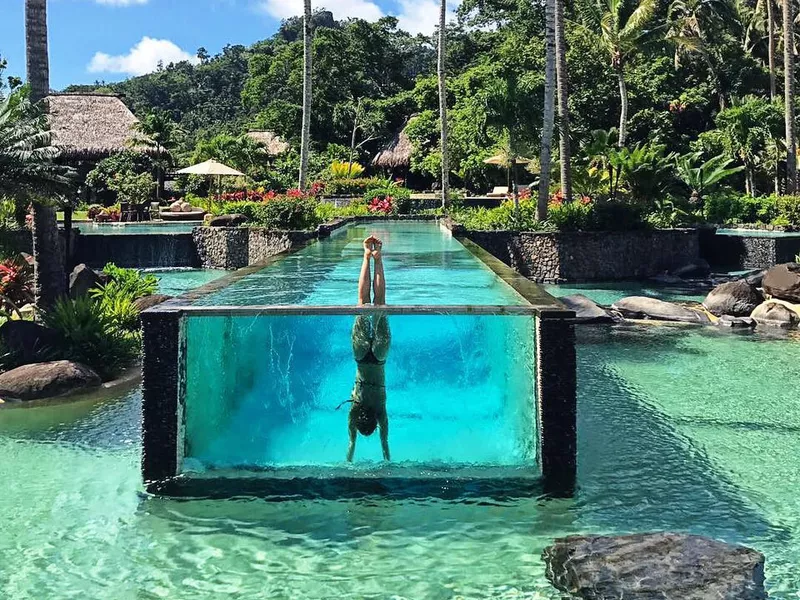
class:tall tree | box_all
[131,110,182,200]
[438,0,451,209]
[783,0,796,192]
[538,0,557,219]
[25,0,66,310]
[766,0,777,100]
[580,0,657,146]
[298,0,313,190]
[555,0,573,199]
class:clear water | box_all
[197,221,527,306]
[545,281,707,306]
[148,268,227,297]
[717,228,800,238]
[2,325,800,598]
[184,314,536,470]
[76,222,200,235]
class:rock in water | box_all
[559,294,618,324]
[611,296,710,324]
[762,262,800,302]
[543,532,766,600]
[0,320,62,363]
[703,280,763,317]
[717,315,756,328]
[133,294,173,312]
[0,361,101,401]
[751,300,800,329]
[69,264,103,299]
[208,214,248,227]
[672,259,711,279]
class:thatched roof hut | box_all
[372,128,412,169]
[46,93,154,161]
[245,130,290,156]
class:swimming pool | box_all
[76,222,201,235]
[2,323,799,598]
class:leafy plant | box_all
[0,256,34,310]
[41,297,139,381]
[330,160,365,179]
[675,152,744,204]
[106,172,156,206]
[102,263,159,299]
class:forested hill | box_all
[63,0,774,190]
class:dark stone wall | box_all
[457,228,700,283]
[193,227,315,270]
[702,232,800,269]
[75,233,199,269]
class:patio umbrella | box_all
[175,159,246,199]
[483,154,532,198]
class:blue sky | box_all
[1,0,442,90]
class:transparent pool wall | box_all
[181,312,538,471]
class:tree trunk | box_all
[554,0,572,200]
[63,203,73,283]
[25,0,50,104]
[783,0,797,193]
[767,0,777,100]
[437,0,451,210]
[348,98,362,177]
[616,67,628,147]
[538,0,556,221]
[32,203,66,311]
[298,0,313,190]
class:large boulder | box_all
[559,294,618,324]
[703,280,763,317]
[543,532,766,600]
[208,214,248,227]
[762,262,800,302]
[133,294,173,312]
[0,360,101,401]
[611,296,710,324]
[751,300,800,329]
[0,320,62,363]
[69,264,103,299]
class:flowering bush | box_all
[0,257,34,309]
[368,196,395,214]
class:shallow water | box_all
[149,268,227,297]
[2,325,800,598]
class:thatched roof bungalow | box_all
[46,93,154,161]
[245,130,290,156]
[372,128,412,169]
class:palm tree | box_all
[579,0,658,146]
[25,0,67,310]
[783,0,797,193]
[742,0,778,99]
[669,0,738,110]
[675,152,744,206]
[438,0,451,210]
[555,0,573,199]
[298,0,312,190]
[538,0,557,220]
[131,110,182,201]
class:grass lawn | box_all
[56,211,89,222]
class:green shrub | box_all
[453,199,542,231]
[216,197,321,229]
[774,196,800,226]
[703,192,778,224]
[546,201,594,231]
[364,187,413,214]
[329,160,365,179]
[590,202,648,231]
[42,297,139,381]
[101,264,158,299]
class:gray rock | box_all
[744,269,767,287]
[543,532,766,600]
[751,301,799,329]
[208,213,248,227]
[672,259,711,279]
[611,296,710,324]
[69,264,103,299]
[0,360,101,401]
[0,320,62,363]
[133,294,173,312]
[718,315,756,328]
[762,262,800,302]
[560,294,618,324]
[703,280,763,317]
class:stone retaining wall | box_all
[701,229,800,269]
[447,222,700,282]
[193,227,315,269]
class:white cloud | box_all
[395,0,448,35]
[88,37,200,76]
[94,0,149,5]
[257,0,382,21]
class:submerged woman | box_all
[346,235,391,462]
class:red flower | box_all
[580,195,592,205]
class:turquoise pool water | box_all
[717,228,800,238]
[76,222,200,235]
[2,325,800,598]
[185,222,534,471]
[149,268,227,297]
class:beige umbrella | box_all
[175,159,246,200]
[483,154,532,198]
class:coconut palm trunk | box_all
[538,0,556,220]
[437,0,451,210]
[26,0,66,310]
[298,0,312,190]
[784,0,797,193]
[767,0,777,100]
[616,67,628,147]
[554,0,572,200]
